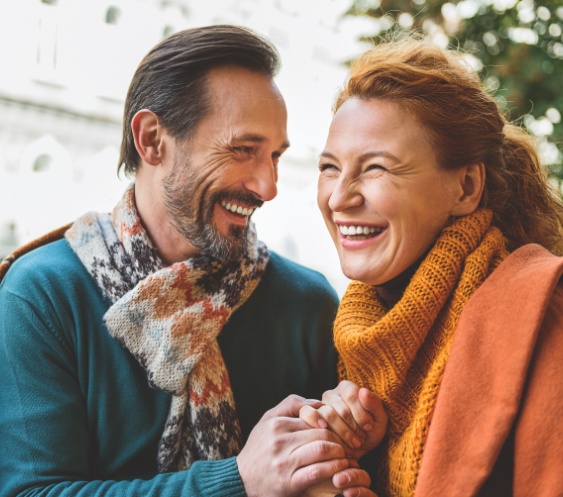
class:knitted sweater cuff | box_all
[190,456,247,497]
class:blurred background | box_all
[0,0,561,296]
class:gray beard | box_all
[162,171,253,262]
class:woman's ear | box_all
[131,110,164,166]
[451,162,486,216]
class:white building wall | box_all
[0,0,374,294]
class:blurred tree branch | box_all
[345,0,563,182]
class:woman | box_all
[302,34,563,496]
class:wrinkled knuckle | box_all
[316,428,331,442]
[270,436,286,454]
[315,440,332,456]
[321,388,337,403]
[306,465,322,483]
[299,404,316,420]
[316,439,344,458]
[269,417,286,433]
[287,393,304,405]
[341,382,360,403]
[318,405,338,422]
[338,379,355,390]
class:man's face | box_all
[162,66,289,261]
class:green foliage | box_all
[346,0,563,179]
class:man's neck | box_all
[134,178,198,265]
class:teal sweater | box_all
[0,240,339,497]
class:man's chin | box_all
[202,231,248,262]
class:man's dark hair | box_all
[118,24,281,176]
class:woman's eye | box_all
[318,163,339,173]
[366,164,386,172]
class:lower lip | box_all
[339,229,385,249]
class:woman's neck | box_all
[376,251,429,307]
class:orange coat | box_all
[415,244,563,496]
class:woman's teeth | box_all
[339,225,383,237]
[221,200,255,217]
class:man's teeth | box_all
[339,225,383,236]
[221,200,255,217]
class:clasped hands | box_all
[236,380,388,497]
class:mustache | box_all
[214,190,264,210]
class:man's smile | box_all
[220,200,257,218]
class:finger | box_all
[348,459,360,469]
[300,404,329,429]
[333,468,371,490]
[291,421,356,463]
[290,456,350,493]
[336,381,378,433]
[342,487,379,497]
[263,394,322,420]
[322,389,363,435]
[317,404,364,450]
[358,388,388,432]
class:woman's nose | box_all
[328,176,364,212]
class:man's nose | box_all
[242,156,278,202]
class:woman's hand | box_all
[300,380,388,460]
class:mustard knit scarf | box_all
[334,209,508,497]
[65,183,269,472]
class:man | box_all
[0,25,374,496]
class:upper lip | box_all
[334,220,384,227]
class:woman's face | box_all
[317,97,465,286]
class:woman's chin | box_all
[341,263,378,285]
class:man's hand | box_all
[301,464,379,497]
[236,394,352,497]
[299,381,388,461]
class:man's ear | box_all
[451,162,486,216]
[131,110,165,166]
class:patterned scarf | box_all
[334,209,508,496]
[65,183,269,472]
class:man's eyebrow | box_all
[234,134,290,150]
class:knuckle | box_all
[305,465,322,483]
[313,440,330,456]
[316,428,331,442]
[299,405,312,419]
[272,456,285,474]
[341,382,360,404]
[269,417,285,433]
[287,393,304,404]
[321,388,337,402]
[318,405,338,422]
[317,439,345,458]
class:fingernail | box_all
[363,423,373,431]
[352,436,362,448]
[334,472,350,487]
[317,418,328,429]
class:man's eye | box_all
[233,146,254,155]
